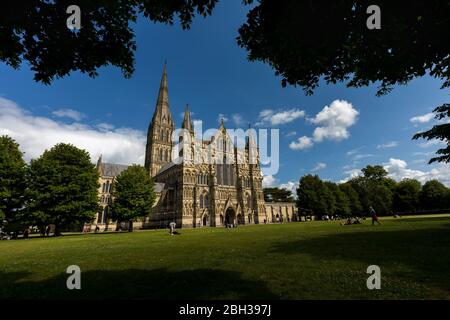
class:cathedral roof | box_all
[101,163,129,177]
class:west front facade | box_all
[89,64,297,231]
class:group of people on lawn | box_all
[339,206,381,226]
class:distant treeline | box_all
[264,165,450,218]
[298,165,450,217]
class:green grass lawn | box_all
[1,215,450,299]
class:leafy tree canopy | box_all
[296,174,323,214]
[348,165,395,215]
[361,165,388,181]
[111,165,156,226]
[26,143,99,235]
[0,135,27,224]
[238,0,450,96]
[1,0,218,84]
[393,178,421,213]
[339,183,362,215]
[420,180,450,210]
[263,187,294,202]
[324,181,349,216]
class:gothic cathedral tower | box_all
[145,64,174,177]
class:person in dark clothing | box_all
[370,206,381,225]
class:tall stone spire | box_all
[145,63,175,177]
[182,104,194,132]
[152,62,171,123]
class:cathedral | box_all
[92,65,297,230]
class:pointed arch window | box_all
[200,194,204,208]
[204,194,209,208]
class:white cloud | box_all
[377,141,398,149]
[410,112,434,124]
[262,175,279,187]
[286,131,297,137]
[346,147,364,156]
[0,97,145,164]
[279,181,298,199]
[289,136,313,150]
[382,158,450,185]
[339,168,363,183]
[341,157,450,186]
[310,99,359,142]
[418,139,446,148]
[289,100,358,151]
[312,162,327,171]
[353,153,374,161]
[52,108,85,121]
[232,113,245,126]
[413,151,434,157]
[258,108,305,126]
[97,123,115,131]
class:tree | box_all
[420,180,449,210]
[1,1,218,83]
[296,174,325,216]
[111,165,156,231]
[325,182,350,216]
[348,165,394,215]
[339,183,362,215]
[413,104,450,163]
[0,136,27,233]
[27,143,99,235]
[237,1,450,163]
[297,175,336,218]
[361,165,388,181]
[370,184,393,216]
[321,182,337,216]
[393,179,421,213]
[263,187,294,202]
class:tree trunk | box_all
[128,220,133,232]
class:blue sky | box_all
[1,0,449,192]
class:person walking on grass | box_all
[169,221,176,235]
[370,206,381,225]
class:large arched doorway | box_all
[225,207,235,225]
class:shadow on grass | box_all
[271,226,450,293]
[0,268,278,300]
[393,216,450,223]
